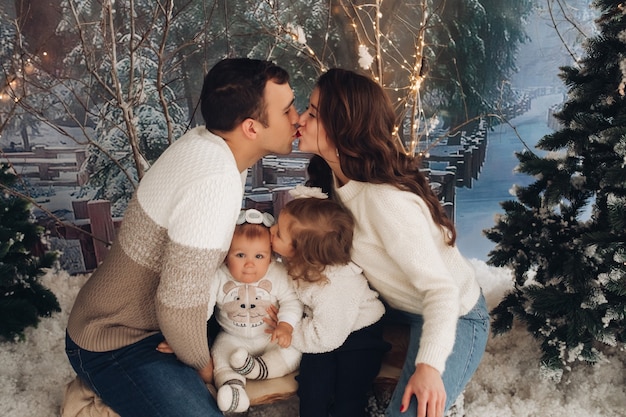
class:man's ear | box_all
[241,118,258,139]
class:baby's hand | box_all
[271,321,293,348]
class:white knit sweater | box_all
[290,262,385,354]
[334,180,482,373]
[68,126,246,370]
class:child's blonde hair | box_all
[279,198,354,283]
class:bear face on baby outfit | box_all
[220,279,274,329]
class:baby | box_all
[209,209,302,413]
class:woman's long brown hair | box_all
[306,68,456,245]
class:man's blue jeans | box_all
[384,293,490,416]
[65,332,223,417]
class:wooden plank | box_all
[6,157,77,165]
[272,187,294,219]
[72,200,90,219]
[58,222,97,271]
[87,200,116,266]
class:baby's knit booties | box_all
[230,347,269,380]
[216,381,250,413]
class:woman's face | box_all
[297,88,336,160]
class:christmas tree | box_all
[0,163,60,341]
[485,0,626,381]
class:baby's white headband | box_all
[236,209,275,227]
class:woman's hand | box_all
[400,363,445,417]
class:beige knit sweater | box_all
[67,126,246,370]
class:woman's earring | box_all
[335,148,339,157]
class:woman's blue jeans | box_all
[384,293,489,417]
[65,332,223,417]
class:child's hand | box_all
[264,305,279,332]
[264,305,293,347]
[271,321,293,348]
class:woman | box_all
[297,68,489,417]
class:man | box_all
[65,58,299,417]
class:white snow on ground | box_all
[1,262,625,417]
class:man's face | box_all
[257,80,299,155]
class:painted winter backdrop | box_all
[1,1,625,416]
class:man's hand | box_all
[156,340,174,353]
[198,359,214,384]
[156,340,213,384]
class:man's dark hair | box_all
[200,58,290,132]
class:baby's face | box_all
[270,212,295,259]
[225,234,272,283]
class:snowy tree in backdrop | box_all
[486,0,626,381]
[0,3,48,152]
[56,0,194,215]
[3,1,534,214]
[0,4,18,137]
[0,163,59,340]
[82,55,187,215]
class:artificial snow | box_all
[1,260,625,417]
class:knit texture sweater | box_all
[334,181,481,373]
[290,262,385,354]
[67,126,246,370]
